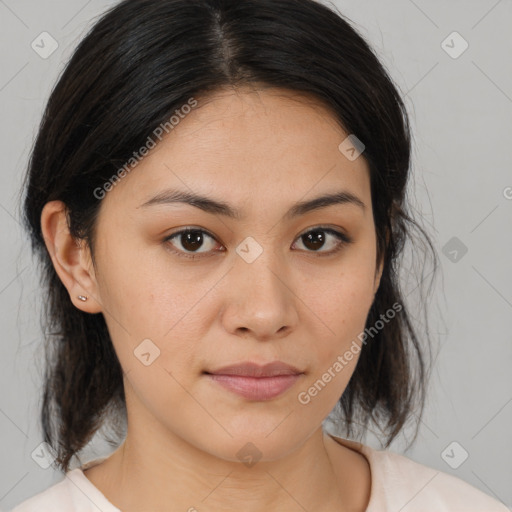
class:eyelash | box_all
[163,226,353,260]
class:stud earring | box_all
[77,295,88,302]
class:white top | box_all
[10,433,509,512]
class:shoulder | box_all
[366,445,509,512]
[8,465,119,512]
[9,476,74,512]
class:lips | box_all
[204,361,304,401]
[205,361,303,377]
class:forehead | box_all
[101,87,372,218]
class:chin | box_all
[190,425,310,465]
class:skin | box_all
[41,86,384,512]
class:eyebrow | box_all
[138,188,366,220]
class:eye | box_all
[164,225,353,260]
[292,226,353,256]
[164,228,223,260]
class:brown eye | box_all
[293,227,352,255]
[179,230,206,252]
[301,230,327,251]
[164,228,221,259]
[164,225,352,261]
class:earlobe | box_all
[40,200,102,314]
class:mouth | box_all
[203,361,304,401]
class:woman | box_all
[12,0,507,510]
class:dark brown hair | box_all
[22,0,438,472]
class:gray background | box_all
[1,0,511,510]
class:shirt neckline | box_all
[326,432,380,512]
[66,462,122,511]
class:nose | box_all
[220,245,299,341]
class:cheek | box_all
[94,230,194,335]
[295,278,372,415]
[307,254,376,335]
[300,249,376,379]
[94,237,220,397]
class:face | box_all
[86,87,383,462]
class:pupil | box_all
[303,231,325,251]
[182,231,203,251]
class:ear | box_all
[374,257,384,297]
[40,200,103,314]
[373,228,389,296]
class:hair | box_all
[21,0,438,473]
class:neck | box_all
[85,426,369,512]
